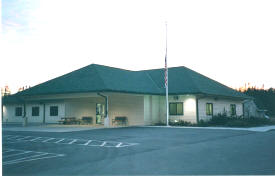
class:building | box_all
[243,99,268,118]
[2,64,250,126]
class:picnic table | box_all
[81,117,93,125]
[58,117,81,125]
[112,116,128,126]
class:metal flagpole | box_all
[165,22,169,126]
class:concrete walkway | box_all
[3,123,275,132]
[2,124,105,132]
[147,125,275,132]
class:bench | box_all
[81,116,93,125]
[112,116,128,126]
[58,117,80,125]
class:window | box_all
[50,106,58,116]
[169,102,183,115]
[206,103,213,116]
[15,107,23,116]
[32,106,40,116]
[230,104,236,116]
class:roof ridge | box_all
[183,67,203,93]
[91,63,134,72]
[137,65,188,72]
[144,71,163,94]
[93,65,108,90]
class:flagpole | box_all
[165,22,169,126]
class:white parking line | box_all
[3,149,65,165]
[68,139,77,144]
[54,138,65,143]
[3,135,139,148]
[81,140,92,146]
[3,151,32,158]
[100,142,107,147]
[5,153,49,163]
[4,155,64,165]
[42,138,55,142]
[16,136,32,140]
[29,137,43,141]
[115,142,123,147]
[6,136,20,140]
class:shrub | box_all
[154,122,167,126]
[169,116,275,127]
[169,120,194,126]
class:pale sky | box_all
[1,0,275,93]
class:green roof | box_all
[15,64,249,99]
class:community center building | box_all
[2,64,250,126]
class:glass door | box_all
[96,103,105,124]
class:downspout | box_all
[196,97,199,124]
[23,101,28,127]
[97,93,109,127]
[43,103,46,124]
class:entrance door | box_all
[96,103,105,124]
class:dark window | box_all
[15,107,23,116]
[32,106,40,116]
[206,103,213,116]
[169,102,183,115]
[50,106,58,116]
[230,104,236,116]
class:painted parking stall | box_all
[3,135,139,148]
[3,148,65,165]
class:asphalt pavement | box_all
[2,126,275,175]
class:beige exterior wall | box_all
[3,104,24,123]
[144,95,166,125]
[198,97,243,121]
[168,95,197,123]
[44,103,65,123]
[3,102,65,123]
[144,95,197,124]
[3,93,245,126]
[108,93,144,126]
[64,97,104,125]
[3,93,145,126]
[25,104,44,123]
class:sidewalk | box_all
[146,125,275,132]
[2,123,105,132]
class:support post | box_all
[166,84,169,126]
[165,21,169,126]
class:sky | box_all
[1,0,275,93]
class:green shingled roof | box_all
[16,64,249,99]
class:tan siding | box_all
[3,104,24,123]
[144,95,152,125]
[45,103,65,123]
[109,94,144,126]
[65,98,103,125]
[168,95,197,123]
[198,98,243,121]
[26,104,44,123]
[3,103,65,123]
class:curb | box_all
[142,125,275,132]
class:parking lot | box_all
[2,126,275,175]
